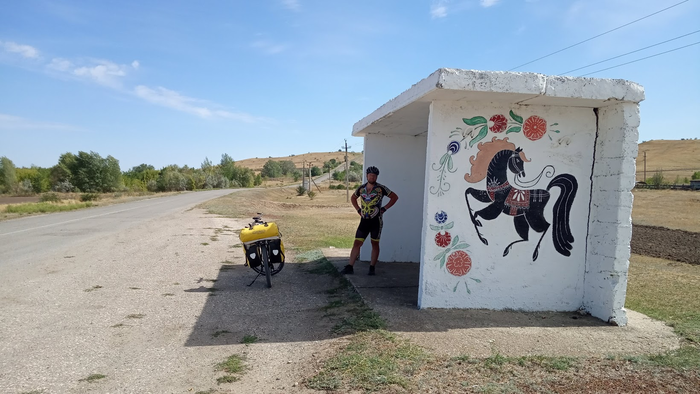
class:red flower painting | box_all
[489,114,507,133]
[523,115,547,141]
[446,250,472,277]
[435,231,452,247]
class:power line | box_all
[507,0,690,71]
[579,40,700,76]
[560,29,700,75]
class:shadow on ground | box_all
[184,261,338,346]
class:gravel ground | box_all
[0,208,338,394]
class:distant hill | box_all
[636,140,700,182]
[235,151,364,172]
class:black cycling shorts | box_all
[355,216,383,242]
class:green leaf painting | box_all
[463,116,487,126]
[509,110,523,124]
[505,126,521,134]
[469,125,488,147]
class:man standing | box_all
[342,166,399,275]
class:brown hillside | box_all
[236,151,363,172]
[636,139,700,182]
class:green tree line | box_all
[0,152,262,195]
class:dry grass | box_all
[626,254,700,343]
[198,188,358,251]
[235,151,364,172]
[631,189,700,232]
[636,139,700,182]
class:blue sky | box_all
[1,0,698,170]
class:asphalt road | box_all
[0,189,234,268]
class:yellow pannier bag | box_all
[239,222,280,244]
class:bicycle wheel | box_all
[261,242,272,288]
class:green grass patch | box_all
[320,235,355,248]
[333,306,386,334]
[626,256,700,343]
[306,330,429,392]
[79,374,106,382]
[5,202,93,214]
[241,334,259,344]
[216,354,246,384]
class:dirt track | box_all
[631,225,700,265]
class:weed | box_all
[126,314,145,319]
[162,293,175,297]
[641,346,700,369]
[80,193,100,202]
[79,374,106,382]
[241,335,259,344]
[129,287,141,290]
[212,330,231,338]
[307,330,428,392]
[40,192,60,202]
[5,202,93,214]
[483,353,508,369]
[216,354,246,384]
[216,375,239,384]
[194,390,215,394]
[111,323,126,328]
[201,242,209,246]
[210,236,219,241]
[84,285,103,292]
[333,307,386,334]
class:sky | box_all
[1,0,699,171]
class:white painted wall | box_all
[418,100,597,311]
[360,133,427,263]
[583,103,640,325]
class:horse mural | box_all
[463,137,578,261]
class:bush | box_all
[16,179,34,196]
[53,180,76,193]
[40,192,61,203]
[296,186,307,196]
[80,193,100,202]
[307,191,316,200]
[692,171,700,180]
[646,170,665,186]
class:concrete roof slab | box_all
[353,68,645,137]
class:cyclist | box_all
[342,166,399,275]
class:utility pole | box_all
[302,160,306,190]
[343,140,351,202]
[643,151,647,183]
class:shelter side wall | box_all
[583,103,640,326]
[419,100,595,311]
[360,133,427,263]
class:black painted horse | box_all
[463,138,578,261]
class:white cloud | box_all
[480,0,500,7]
[251,40,287,54]
[72,60,130,88]
[281,0,300,10]
[134,85,264,123]
[431,0,449,18]
[131,60,140,69]
[47,58,73,72]
[0,113,80,131]
[0,40,40,58]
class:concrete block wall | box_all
[360,133,427,263]
[583,103,640,325]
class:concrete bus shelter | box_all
[352,68,643,325]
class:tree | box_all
[0,157,18,194]
[220,153,236,180]
[693,171,700,180]
[261,160,283,178]
[278,160,296,175]
[72,151,122,193]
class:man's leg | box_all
[370,240,380,266]
[348,239,364,266]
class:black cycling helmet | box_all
[366,166,380,175]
